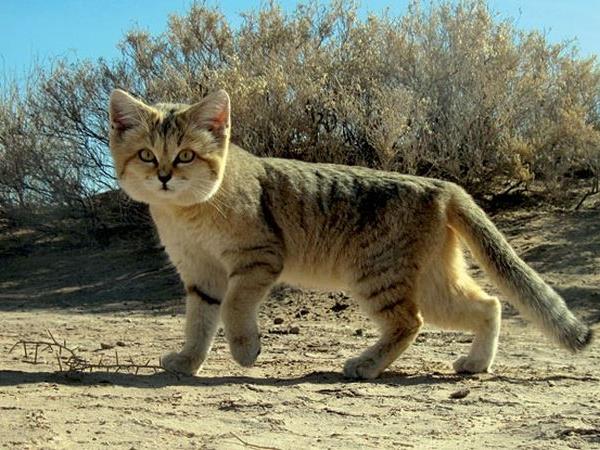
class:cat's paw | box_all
[453,355,491,374]
[228,332,261,367]
[343,356,382,380]
[160,352,201,376]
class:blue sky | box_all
[1,0,599,83]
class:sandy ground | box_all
[1,207,599,449]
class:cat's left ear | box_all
[187,90,231,140]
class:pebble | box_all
[331,302,349,313]
[449,388,471,399]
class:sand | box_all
[1,207,599,449]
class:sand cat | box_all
[108,89,592,379]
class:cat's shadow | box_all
[4,369,586,389]
[0,369,469,389]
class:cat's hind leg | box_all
[344,275,423,380]
[420,230,501,374]
[448,284,501,374]
[160,286,221,376]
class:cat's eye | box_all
[138,149,156,163]
[176,149,195,164]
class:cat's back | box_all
[258,153,450,209]
[250,152,452,290]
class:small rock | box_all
[267,328,288,335]
[116,341,126,347]
[449,388,470,399]
[273,317,284,325]
[100,342,115,350]
[331,302,349,313]
[295,308,309,318]
[289,326,300,335]
[354,329,363,336]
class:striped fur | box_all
[109,89,592,379]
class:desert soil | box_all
[1,207,599,449]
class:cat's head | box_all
[108,89,230,206]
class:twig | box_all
[56,352,63,372]
[229,433,282,450]
[574,183,599,210]
[9,331,169,375]
[500,180,524,196]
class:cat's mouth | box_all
[154,183,175,195]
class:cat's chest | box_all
[151,208,224,265]
[156,219,229,289]
[160,221,217,261]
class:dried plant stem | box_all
[229,433,282,450]
[9,330,169,376]
[574,179,599,210]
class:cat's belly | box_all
[278,264,347,291]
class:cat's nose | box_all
[158,172,172,184]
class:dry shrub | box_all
[1,0,599,240]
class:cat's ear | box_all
[186,90,231,140]
[109,89,152,133]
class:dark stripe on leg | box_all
[357,265,397,284]
[378,296,407,313]
[229,261,282,278]
[367,280,406,301]
[187,285,221,305]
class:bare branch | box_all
[10,331,170,376]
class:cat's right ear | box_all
[109,90,151,133]
[186,90,231,141]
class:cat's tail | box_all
[446,184,592,352]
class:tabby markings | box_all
[187,285,221,305]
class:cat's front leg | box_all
[160,285,221,376]
[221,266,281,367]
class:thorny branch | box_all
[9,330,169,376]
